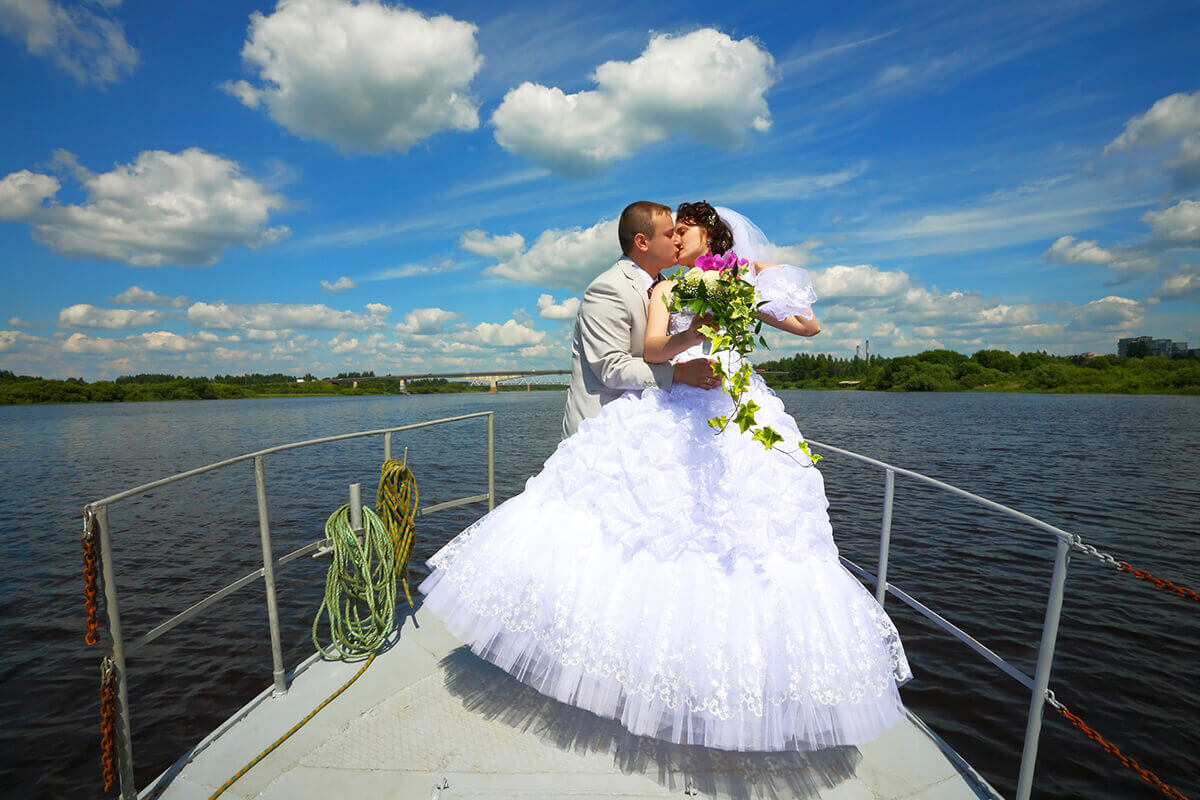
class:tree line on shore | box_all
[754,349,1200,394]
[0,372,544,404]
[2,348,1198,404]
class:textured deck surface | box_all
[149,606,1000,800]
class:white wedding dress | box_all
[419,260,912,753]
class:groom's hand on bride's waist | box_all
[674,358,720,390]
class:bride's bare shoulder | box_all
[650,278,678,298]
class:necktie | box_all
[647,274,664,298]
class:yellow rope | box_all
[206,654,375,800]
[377,459,419,606]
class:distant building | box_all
[1118,336,1190,357]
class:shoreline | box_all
[4,384,1199,406]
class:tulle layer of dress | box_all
[419,375,913,752]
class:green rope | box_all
[311,503,397,660]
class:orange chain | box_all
[1051,698,1191,800]
[99,658,118,793]
[1119,562,1200,603]
[82,509,100,646]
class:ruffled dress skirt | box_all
[419,374,912,752]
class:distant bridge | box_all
[327,370,569,393]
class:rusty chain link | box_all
[1046,691,1191,800]
[82,508,100,646]
[1067,534,1199,604]
[1118,563,1200,603]
[99,656,118,793]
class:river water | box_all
[0,391,1197,799]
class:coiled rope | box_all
[311,502,396,660]
[377,459,419,608]
[209,461,418,800]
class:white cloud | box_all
[136,330,202,352]
[0,169,59,218]
[361,259,459,281]
[0,329,49,352]
[393,307,462,335]
[1105,90,1200,191]
[459,229,525,259]
[7,316,33,327]
[0,0,138,86]
[60,330,207,354]
[812,263,912,300]
[721,165,868,204]
[473,319,546,347]
[1066,296,1143,332]
[224,0,481,154]
[761,239,822,268]
[491,28,776,175]
[110,286,189,307]
[484,217,618,290]
[1043,235,1114,265]
[1167,134,1200,190]
[1142,200,1200,246]
[536,293,580,320]
[1105,90,1200,154]
[1156,266,1200,300]
[57,303,167,329]
[320,276,356,293]
[0,149,288,266]
[186,301,389,332]
[60,332,119,353]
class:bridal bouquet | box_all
[666,252,801,463]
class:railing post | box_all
[96,505,137,800]
[384,431,392,462]
[1015,535,1072,800]
[876,469,895,606]
[253,456,288,696]
[349,483,363,545]
[487,412,495,510]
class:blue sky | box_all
[1,0,1198,380]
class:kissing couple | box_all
[420,201,912,752]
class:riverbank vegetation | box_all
[0,371,560,404]
[3,349,1197,404]
[754,350,1200,394]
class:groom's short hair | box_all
[618,201,672,255]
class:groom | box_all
[562,201,718,438]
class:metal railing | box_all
[85,412,496,800]
[807,439,1075,800]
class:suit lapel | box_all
[618,258,649,314]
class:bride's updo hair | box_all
[676,201,734,255]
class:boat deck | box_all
[152,605,1000,800]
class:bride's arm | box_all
[750,261,821,337]
[644,281,706,362]
[761,311,820,336]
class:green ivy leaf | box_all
[752,426,784,449]
[797,441,823,464]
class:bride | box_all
[419,203,911,752]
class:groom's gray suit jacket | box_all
[562,257,674,438]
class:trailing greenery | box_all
[0,369,565,404]
[753,350,1200,394]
